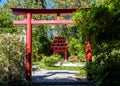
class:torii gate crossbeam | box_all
[11,8,91,80]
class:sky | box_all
[0,0,7,6]
[0,0,54,8]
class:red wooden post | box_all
[26,13,32,80]
[57,13,60,20]
[86,38,92,62]
[64,51,67,61]
[86,37,92,79]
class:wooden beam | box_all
[13,20,27,25]
[13,20,74,25]
[31,20,74,24]
[11,8,77,15]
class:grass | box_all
[75,69,86,77]
[33,61,87,77]
[33,61,86,71]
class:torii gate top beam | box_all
[11,8,78,24]
[11,8,77,15]
[11,8,89,25]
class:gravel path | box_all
[32,66,86,83]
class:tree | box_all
[0,0,51,84]
[73,0,120,85]
[32,25,51,59]
[19,0,52,59]
[52,0,92,8]
[45,0,91,61]
[0,0,21,34]
[20,0,46,8]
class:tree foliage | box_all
[68,37,85,61]
[0,0,20,33]
[0,0,51,84]
[1,0,51,58]
[32,25,51,58]
[52,0,92,8]
[20,0,46,8]
[73,0,120,54]
[73,0,120,85]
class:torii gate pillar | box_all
[26,13,32,80]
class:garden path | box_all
[32,66,82,82]
[32,65,95,86]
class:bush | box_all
[68,55,80,63]
[0,34,26,84]
[0,78,7,86]
[33,54,44,62]
[43,54,61,66]
[0,77,32,86]
[90,53,120,86]
[68,37,85,62]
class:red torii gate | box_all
[11,8,92,80]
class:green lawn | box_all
[33,61,86,71]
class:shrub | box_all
[0,34,26,84]
[43,54,61,66]
[0,78,7,86]
[0,77,32,86]
[68,55,80,63]
[89,53,120,86]
[33,54,44,62]
[68,37,85,62]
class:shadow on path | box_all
[32,66,95,86]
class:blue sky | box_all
[0,0,7,6]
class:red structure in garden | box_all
[11,8,91,80]
[51,36,69,60]
[86,38,92,62]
